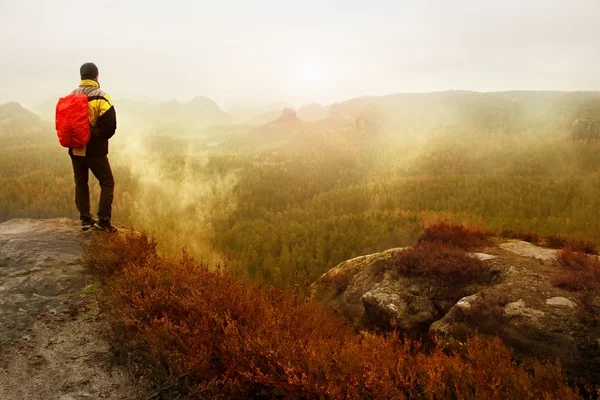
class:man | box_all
[69,62,117,232]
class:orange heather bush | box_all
[545,235,598,255]
[395,241,490,285]
[85,232,580,399]
[551,248,600,292]
[500,229,540,244]
[84,230,159,281]
[568,239,597,255]
[418,222,492,250]
[546,234,569,249]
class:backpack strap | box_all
[87,95,112,104]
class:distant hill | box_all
[297,103,329,122]
[36,94,234,131]
[35,93,161,123]
[215,91,600,148]
[34,95,60,122]
[248,110,282,126]
[26,90,600,141]
[161,96,232,124]
[116,96,233,132]
[231,91,600,153]
[228,101,294,124]
[0,102,53,144]
[268,108,302,126]
[238,103,329,126]
[327,91,600,137]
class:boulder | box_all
[312,240,600,385]
[310,248,405,328]
[311,247,494,338]
[430,258,600,385]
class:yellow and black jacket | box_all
[69,79,117,157]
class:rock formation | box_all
[311,239,600,385]
[0,219,145,399]
[269,108,302,125]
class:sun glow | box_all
[298,60,323,86]
[288,58,330,96]
[285,56,347,103]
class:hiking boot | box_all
[81,216,96,231]
[94,220,117,233]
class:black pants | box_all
[70,155,114,222]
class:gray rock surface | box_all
[0,218,146,399]
[546,297,577,308]
[310,248,407,328]
[428,252,599,383]
[310,247,492,337]
[0,297,145,400]
[0,218,88,352]
[500,239,558,261]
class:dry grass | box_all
[85,232,581,399]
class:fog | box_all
[3,2,600,393]
[2,0,600,275]
[113,123,239,260]
[1,0,600,109]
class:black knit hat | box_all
[80,62,99,80]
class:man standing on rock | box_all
[62,63,117,232]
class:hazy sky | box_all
[1,0,599,109]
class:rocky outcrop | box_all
[310,247,499,338]
[310,248,405,329]
[0,219,88,352]
[0,218,145,399]
[311,239,600,384]
[269,108,302,125]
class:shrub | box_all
[545,234,568,249]
[500,230,540,244]
[545,235,598,255]
[84,230,159,282]
[395,241,490,285]
[86,233,580,399]
[551,248,600,292]
[419,222,492,250]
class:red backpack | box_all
[55,93,91,148]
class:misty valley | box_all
[3,0,600,397]
[1,91,599,286]
[1,90,600,398]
